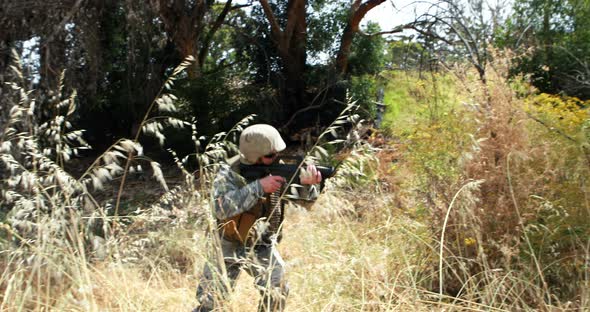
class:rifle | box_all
[232,156,335,242]
[239,156,336,190]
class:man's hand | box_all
[259,175,286,193]
[300,164,323,185]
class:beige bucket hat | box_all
[239,124,286,164]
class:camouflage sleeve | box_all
[212,165,265,220]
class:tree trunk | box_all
[542,0,553,72]
[40,33,67,93]
[283,0,307,121]
[259,0,308,124]
[79,1,105,104]
[0,39,11,129]
[151,0,207,78]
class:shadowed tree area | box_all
[0,0,390,153]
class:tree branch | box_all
[199,0,233,66]
[356,0,386,27]
[259,0,283,45]
[280,81,338,131]
[283,0,305,47]
[526,112,578,143]
[203,59,242,76]
[335,0,386,75]
[361,21,428,37]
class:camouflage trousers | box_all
[195,238,289,312]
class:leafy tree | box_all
[347,22,386,119]
[1,0,393,147]
[247,0,386,128]
[0,1,180,149]
[386,40,427,71]
[334,0,386,76]
[0,0,252,151]
[503,0,590,98]
[150,0,250,78]
[347,22,386,75]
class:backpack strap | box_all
[218,155,266,244]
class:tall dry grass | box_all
[383,48,589,310]
[0,49,372,311]
[1,47,588,312]
[0,51,204,310]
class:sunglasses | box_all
[263,152,277,159]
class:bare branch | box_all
[280,82,335,131]
[259,0,283,45]
[526,112,578,143]
[335,0,386,75]
[199,0,234,66]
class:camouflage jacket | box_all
[211,157,265,221]
[212,156,319,241]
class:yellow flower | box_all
[464,237,476,247]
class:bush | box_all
[380,49,590,309]
[349,75,378,120]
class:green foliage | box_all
[380,62,589,307]
[77,3,178,143]
[342,22,388,121]
[380,71,463,133]
[387,40,426,70]
[175,73,235,128]
[503,0,590,98]
[349,75,378,119]
[307,4,349,59]
[348,22,386,76]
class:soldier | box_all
[194,124,323,312]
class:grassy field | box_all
[19,190,436,311]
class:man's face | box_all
[258,152,278,165]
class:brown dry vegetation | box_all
[0,50,589,311]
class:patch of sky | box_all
[22,37,41,85]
